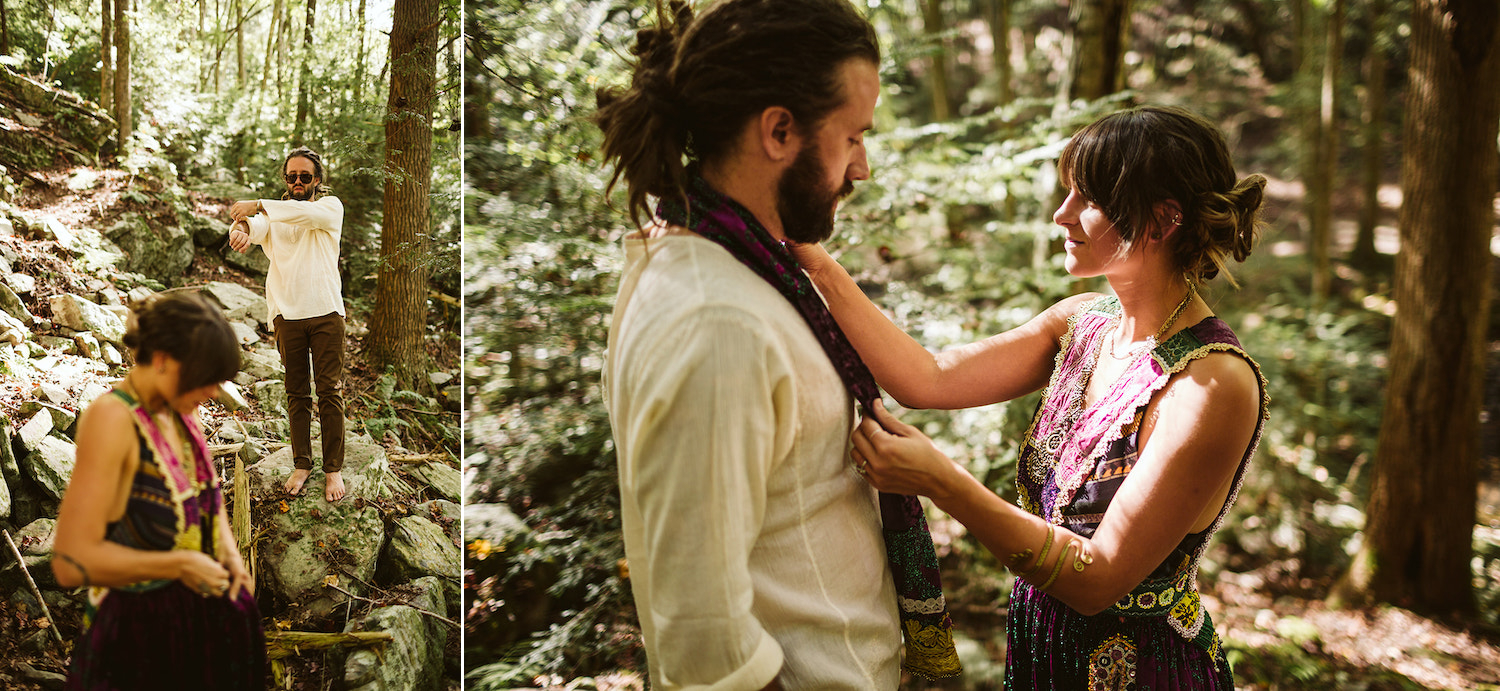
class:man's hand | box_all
[229,200,261,221]
[228,223,251,253]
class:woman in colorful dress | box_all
[53,292,265,689]
[794,105,1268,688]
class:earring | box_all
[1171,214,1182,226]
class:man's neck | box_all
[699,162,786,241]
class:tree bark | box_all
[261,0,280,94]
[113,0,130,155]
[987,0,1012,107]
[353,0,366,102]
[921,0,951,121]
[1343,0,1500,616]
[293,0,317,145]
[235,0,245,89]
[1308,0,1345,302]
[1351,0,1389,270]
[1064,0,1131,102]
[100,0,113,113]
[368,0,439,391]
[1,0,11,57]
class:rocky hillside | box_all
[0,66,462,690]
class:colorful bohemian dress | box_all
[1005,296,1268,690]
[66,389,265,690]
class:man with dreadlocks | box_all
[228,146,349,503]
[595,0,961,687]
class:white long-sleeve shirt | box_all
[244,195,345,322]
[605,231,901,691]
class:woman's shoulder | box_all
[78,388,136,431]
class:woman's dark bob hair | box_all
[123,292,241,394]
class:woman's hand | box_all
[177,550,231,598]
[849,400,968,501]
[785,241,839,282]
[222,548,254,600]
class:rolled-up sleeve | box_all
[260,196,344,235]
[618,304,790,690]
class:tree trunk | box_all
[293,0,317,145]
[1064,0,1131,102]
[1308,0,1345,301]
[235,0,244,89]
[113,0,130,155]
[1342,0,1500,616]
[1351,0,1389,270]
[0,0,11,57]
[368,0,439,392]
[353,0,366,102]
[197,0,205,90]
[100,0,113,113]
[921,0,951,121]
[261,0,280,94]
[987,0,1012,107]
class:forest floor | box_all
[0,165,461,690]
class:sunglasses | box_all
[284,172,316,185]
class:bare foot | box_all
[325,472,346,502]
[284,468,311,495]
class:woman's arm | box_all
[795,242,1093,409]
[52,397,229,593]
[853,352,1259,614]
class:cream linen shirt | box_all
[244,195,345,322]
[605,232,901,691]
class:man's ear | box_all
[756,106,800,163]
[1150,199,1184,241]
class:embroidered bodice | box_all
[103,389,222,579]
[1016,296,1268,647]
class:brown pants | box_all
[273,312,346,473]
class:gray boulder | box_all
[202,281,269,327]
[224,246,271,276]
[379,515,460,585]
[343,576,450,691]
[16,411,52,452]
[229,320,260,346]
[246,440,390,619]
[187,213,230,248]
[14,518,55,556]
[49,294,125,344]
[104,213,193,286]
[406,461,461,503]
[414,500,460,545]
[24,436,77,500]
[0,282,33,323]
[241,349,285,380]
[17,402,75,437]
[254,379,288,417]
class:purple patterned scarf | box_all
[657,175,962,679]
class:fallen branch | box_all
[389,453,451,465]
[209,442,245,458]
[264,630,394,660]
[2,529,64,647]
[324,581,460,629]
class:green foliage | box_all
[463,0,640,682]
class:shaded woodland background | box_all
[0,0,465,686]
[462,0,1500,689]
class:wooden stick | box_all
[389,453,451,465]
[324,581,459,629]
[264,631,394,660]
[210,442,245,458]
[1,529,64,646]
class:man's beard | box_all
[288,184,314,201]
[776,145,853,245]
